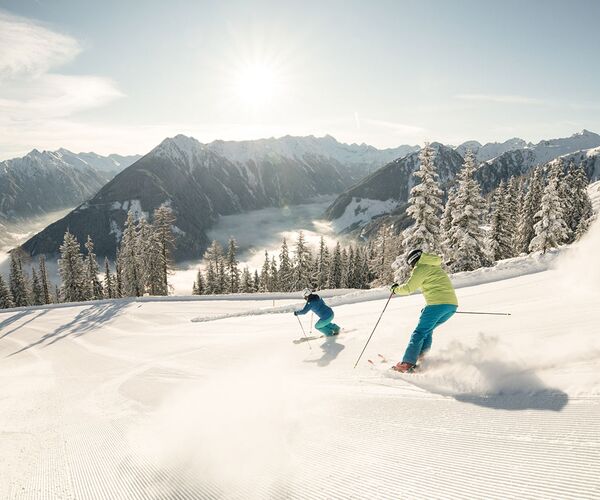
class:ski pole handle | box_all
[353,291,394,369]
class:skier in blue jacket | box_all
[294,288,341,336]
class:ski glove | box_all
[390,283,399,293]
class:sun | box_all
[232,61,283,108]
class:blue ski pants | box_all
[315,313,340,336]
[402,304,457,364]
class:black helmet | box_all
[406,249,423,267]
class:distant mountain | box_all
[325,143,464,232]
[206,135,419,179]
[0,149,140,224]
[455,138,528,162]
[21,134,400,261]
[326,130,600,233]
[53,149,141,176]
[476,130,600,192]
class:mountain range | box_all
[14,130,600,262]
[326,130,600,234]
[20,134,406,261]
[0,149,140,223]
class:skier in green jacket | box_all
[390,249,458,372]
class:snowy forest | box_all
[0,145,594,309]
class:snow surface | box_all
[1,222,600,498]
[331,197,399,232]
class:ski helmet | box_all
[406,249,423,267]
[302,288,312,299]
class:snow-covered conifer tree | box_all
[328,242,343,288]
[315,236,330,290]
[440,187,458,254]
[204,261,217,295]
[278,238,293,291]
[517,166,544,253]
[30,268,44,305]
[0,273,14,309]
[38,255,51,304]
[563,162,593,241]
[115,251,123,299]
[487,181,513,261]
[444,150,490,272]
[260,250,271,292]
[293,231,312,290]
[253,270,260,292]
[226,238,241,293]
[58,231,87,303]
[84,236,104,300]
[240,267,253,293]
[193,269,205,295]
[103,258,114,299]
[152,206,176,293]
[529,165,569,253]
[9,253,29,307]
[270,256,279,291]
[399,143,443,277]
[120,211,143,297]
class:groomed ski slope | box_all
[1,227,600,499]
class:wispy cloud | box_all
[0,11,122,156]
[454,93,545,105]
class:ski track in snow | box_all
[2,242,600,497]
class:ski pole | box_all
[296,315,312,350]
[353,291,394,369]
[456,311,511,316]
[309,311,313,335]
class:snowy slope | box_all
[1,222,599,498]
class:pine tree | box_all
[328,242,343,288]
[58,231,87,303]
[488,181,513,261]
[203,241,224,294]
[104,258,114,299]
[270,256,279,292]
[0,273,15,309]
[84,236,104,300]
[205,261,217,294]
[563,161,593,241]
[355,246,370,289]
[226,238,241,293]
[260,250,271,292]
[8,253,29,307]
[278,238,293,291]
[253,270,260,292]
[400,143,444,276]
[115,251,123,298]
[30,268,44,305]
[293,231,312,290]
[372,225,399,285]
[315,236,330,290]
[152,206,176,294]
[193,269,205,295]
[38,255,51,304]
[505,176,520,255]
[144,222,168,295]
[444,150,490,272]
[120,211,143,297]
[241,267,253,293]
[529,165,569,253]
[441,187,458,254]
[517,166,544,254]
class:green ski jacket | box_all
[393,253,458,306]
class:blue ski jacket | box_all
[295,294,333,320]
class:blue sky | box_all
[0,0,599,158]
